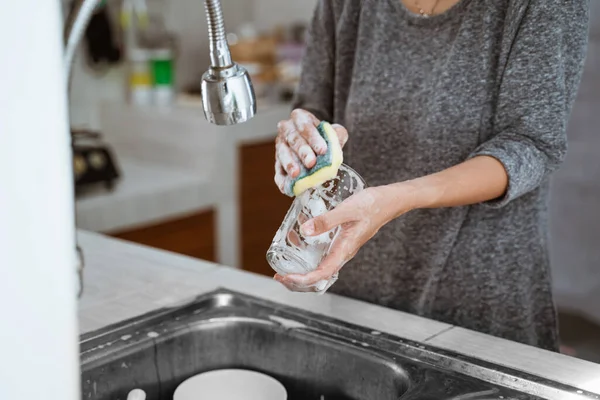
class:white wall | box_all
[253,0,317,31]
[1,2,80,400]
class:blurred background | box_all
[64,0,600,362]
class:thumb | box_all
[331,124,349,148]
[300,203,353,237]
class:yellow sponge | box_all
[287,121,343,197]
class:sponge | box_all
[286,121,343,197]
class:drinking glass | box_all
[266,164,366,293]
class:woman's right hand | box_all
[274,109,349,195]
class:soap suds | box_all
[293,110,327,152]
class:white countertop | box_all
[77,230,600,397]
[76,159,215,233]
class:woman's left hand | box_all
[274,184,415,291]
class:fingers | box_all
[275,134,301,178]
[274,108,351,194]
[274,160,288,194]
[280,236,355,288]
[279,119,316,168]
[274,274,319,292]
[301,201,356,237]
[274,273,337,293]
[331,124,349,148]
[291,109,328,155]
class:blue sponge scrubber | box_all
[286,121,344,197]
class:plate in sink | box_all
[174,369,287,400]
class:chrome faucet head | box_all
[201,63,256,126]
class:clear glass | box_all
[266,164,366,292]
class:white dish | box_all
[127,388,146,400]
[173,369,287,400]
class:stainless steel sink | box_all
[80,289,595,400]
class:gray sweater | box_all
[292,0,589,351]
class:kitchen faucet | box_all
[64,0,257,126]
[63,0,257,297]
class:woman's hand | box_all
[274,184,416,291]
[273,155,510,292]
[274,109,349,195]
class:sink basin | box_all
[80,290,592,400]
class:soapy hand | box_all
[274,109,349,194]
[274,185,414,292]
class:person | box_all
[272,0,590,352]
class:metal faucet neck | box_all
[204,0,233,68]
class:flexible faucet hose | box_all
[64,0,100,90]
[204,0,233,68]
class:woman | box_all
[272,0,590,351]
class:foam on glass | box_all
[267,164,366,292]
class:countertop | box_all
[77,230,600,396]
[75,159,215,233]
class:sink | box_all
[80,290,592,400]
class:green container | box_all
[150,49,174,87]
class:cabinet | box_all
[239,140,293,276]
[110,210,216,262]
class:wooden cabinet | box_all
[110,210,216,262]
[239,141,292,276]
